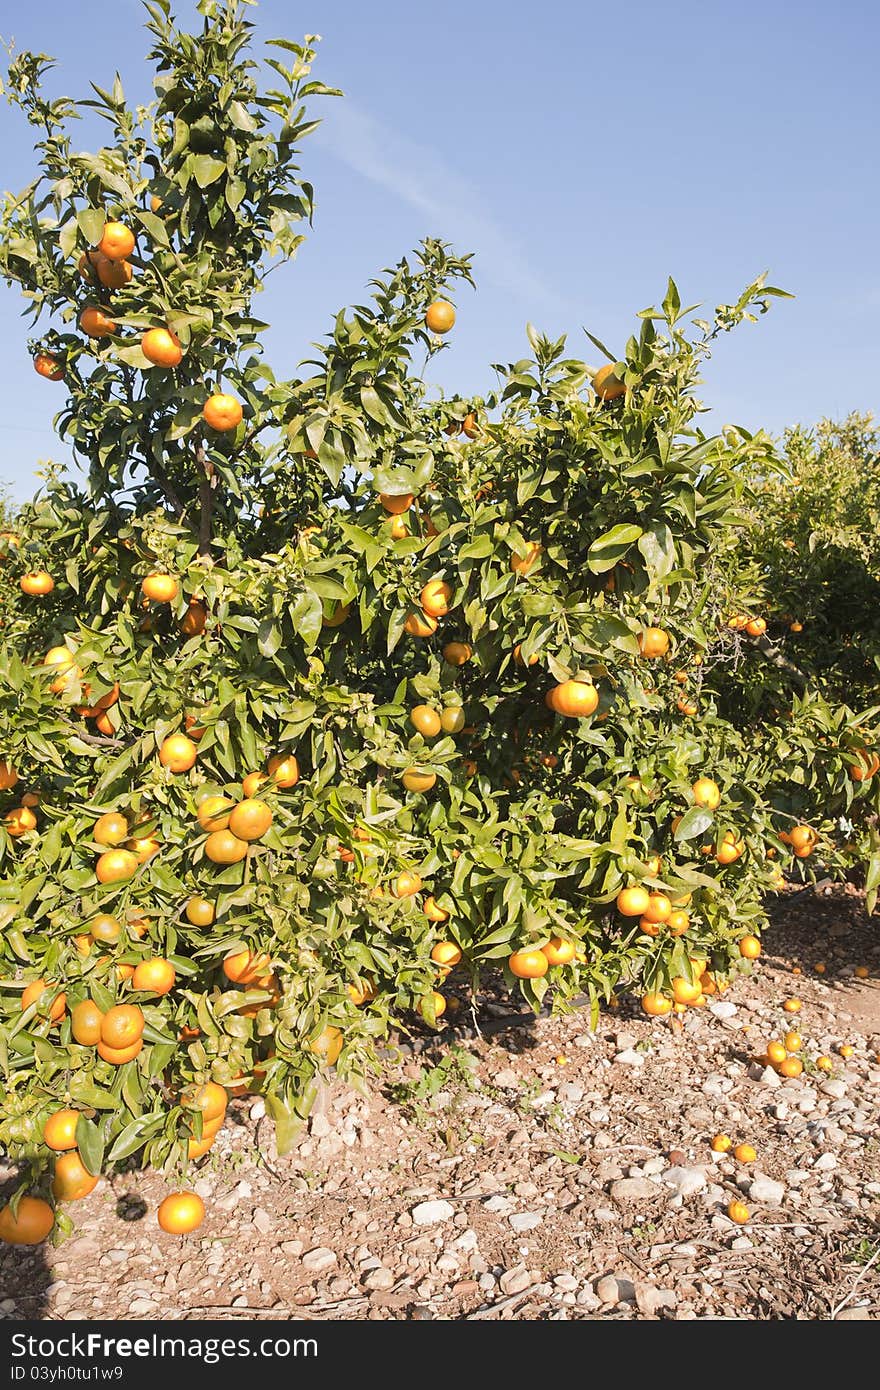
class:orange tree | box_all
[1,0,877,1240]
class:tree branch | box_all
[196,440,214,556]
[751,634,809,691]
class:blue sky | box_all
[1,0,878,501]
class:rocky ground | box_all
[2,883,879,1322]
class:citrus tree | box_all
[1,0,877,1246]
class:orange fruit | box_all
[142,573,178,603]
[187,1134,216,1159]
[815,1055,833,1072]
[643,892,672,924]
[639,627,670,658]
[228,799,273,841]
[766,1039,787,1065]
[508,948,549,979]
[180,600,208,637]
[34,352,64,380]
[418,991,447,1020]
[392,870,422,898]
[738,935,761,960]
[671,976,702,1006]
[97,221,135,260]
[0,761,18,790]
[267,754,299,788]
[513,643,539,667]
[616,885,651,917]
[715,833,744,864]
[21,569,55,596]
[431,941,462,969]
[592,364,626,400]
[420,580,453,617]
[181,1081,227,1123]
[410,705,442,737]
[510,542,542,576]
[849,749,880,781]
[157,1192,205,1234]
[95,256,132,289]
[378,492,414,515]
[185,896,215,927]
[462,413,480,438]
[424,300,455,333]
[202,394,243,431]
[4,805,37,837]
[52,1152,99,1202]
[641,993,673,1016]
[99,1005,143,1052]
[745,617,767,637]
[79,306,117,338]
[347,978,377,1006]
[692,777,721,809]
[784,1031,802,1052]
[549,680,598,718]
[778,1056,803,1079]
[309,1025,343,1065]
[789,825,816,852]
[132,958,175,995]
[388,513,409,539]
[204,829,249,864]
[402,768,436,793]
[404,611,438,638]
[542,937,576,966]
[89,914,122,943]
[638,916,660,937]
[838,1043,854,1059]
[0,1196,55,1245]
[222,950,272,984]
[70,999,103,1045]
[783,998,801,1014]
[96,1037,143,1064]
[442,641,472,666]
[43,1109,80,1152]
[125,835,159,865]
[855,965,869,979]
[667,910,690,937]
[21,979,66,1022]
[727,1201,749,1225]
[93,811,128,846]
[424,896,449,922]
[159,734,198,773]
[95,848,138,884]
[711,1134,732,1153]
[197,795,235,832]
[142,327,183,367]
[733,1143,756,1163]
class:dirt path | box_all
[2,884,879,1321]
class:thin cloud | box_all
[316,101,566,313]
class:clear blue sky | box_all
[1,0,878,501]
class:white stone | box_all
[662,1166,708,1198]
[709,1001,737,1019]
[508,1212,543,1233]
[748,1175,786,1206]
[302,1247,337,1273]
[411,1199,455,1225]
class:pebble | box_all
[508,1212,543,1233]
[499,1266,533,1296]
[635,1282,678,1316]
[709,1001,738,1020]
[836,1306,872,1320]
[251,1207,272,1234]
[748,1175,786,1206]
[363,1268,395,1291]
[814,1152,838,1172]
[302,1247,337,1273]
[596,1274,636,1305]
[494,1070,520,1089]
[820,1079,848,1100]
[411,1199,455,1225]
[662,1166,708,1198]
[610,1177,663,1203]
[615,1049,646,1067]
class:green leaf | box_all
[587,523,643,574]
[133,210,170,247]
[673,807,714,842]
[75,1115,105,1176]
[190,155,227,189]
[638,522,675,579]
[76,209,106,246]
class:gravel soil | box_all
[2,883,879,1321]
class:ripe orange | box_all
[71,1000,103,1045]
[157,1192,205,1235]
[727,1201,750,1225]
[838,1043,854,1059]
[616,885,651,917]
[510,542,542,576]
[508,948,549,979]
[388,513,410,539]
[379,492,414,515]
[79,306,117,338]
[716,835,744,865]
[671,976,702,1006]
[765,1040,787,1066]
[93,811,128,846]
[97,1038,143,1064]
[89,914,122,944]
[692,777,721,810]
[0,1196,55,1245]
[0,761,18,790]
[204,829,249,864]
[43,1109,80,1152]
[392,870,422,898]
[142,573,178,603]
[181,1082,228,1123]
[592,364,626,400]
[402,768,436,793]
[424,896,450,922]
[783,998,802,1014]
[641,993,673,1016]
[196,795,234,832]
[643,892,672,924]
[789,824,816,852]
[549,680,598,718]
[95,256,132,290]
[132,958,176,995]
[52,1152,98,1202]
[228,799,273,841]
[542,937,576,966]
[187,1134,216,1159]
[142,327,183,367]
[202,393,243,430]
[855,965,869,979]
[849,749,880,781]
[404,611,438,638]
[425,300,455,334]
[267,754,299,787]
[20,571,55,596]
[733,1143,756,1163]
[321,599,351,629]
[462,413,479,439]
[420,580,453,617]
[5,805,37,837]
[815,1055,833,1072]
[513,643,539,667]
[180,600,208,637]
[347,978,377,1005]
[97,221,135,260]
[430,941,462,969]
[738,935,761,960]
[223,950,272,984]
[711,1134,732,1153]
[638,916,660,937]
[442,641,472,666]
[309,1025,343,1065]
[667,910,690,937]
[185,896,215,927]
[410,705,442,737]
[784,1031,802,1052]
[418,991,447,1020]
[34,352,64,380]
[95,848,138,884]
[639,627,670,658]
[778,1056,803,1078]
[125,835,160,865]
[159,734,198,773]
[21,979,66,1022]
[745,617,767,637]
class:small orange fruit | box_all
[0,1196,55,1245]
[442,641,472,666]
[96,1038,143,1065]
[309,1025,343,1065]
[418,991,447,1020]
[616,885,651,917]
[159,734,198,773]
[592,364,626,400]
[783,998,802,1014]
[815,1055,833,1072]
[402,768,436,793]
[96,848,139,883]
[420,580,453,617]
[711,1134,732,1153]
[228,799,273,841]
[93,811,128,846]
[21,979,66,1022]
[202,394,243,431]
[142,573,179,603]
[778,1056,803,1079]
[97,221,135,260]
[141,327,183,367]
[404,611,438,638]
[267,754,299,788]
[101,1004,144,1049]
[43,1109,81,1152]
[431,941,462,969]
[671,976,702,1006]
[784,1031,802,1052]
[378,492,414,515]
[71,1000,103,1046]
[838,1043,854,1059]
[508,948,550,979]
[185,897,215,927]
[691,777,721,809]
[196,795,235,832]
[89,914,122,943]
[643,892,672,924]
[733,1143,756,1163]
[424,896,449,922]
[34,352,64,380]
[204,829,249,864]
[542,937,576,966]
[79,306,117,338]
[727,1201,750,1225]
[641,992,673,1016]
[424,300,455,334]
[157,1192,205,1235]
[738,935,761,960]
[392,870,422,898]
[639,627,670,658]
[410,705,442,737]
[550,680,599,718]
[766,1040,787,1066]
[52,1152,99,1202]
[131,958,176,996]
